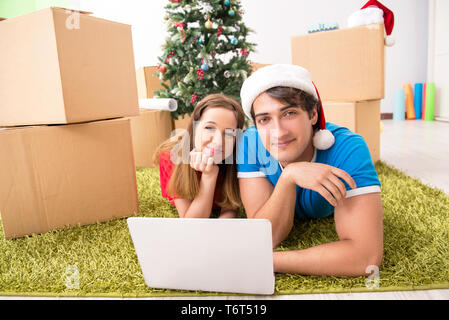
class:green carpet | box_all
[0,161,448,297]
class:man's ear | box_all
[311,105,319,126]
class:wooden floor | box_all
[380,119,449,194]
[2,120,448,300]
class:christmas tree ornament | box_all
[164,51,175,63]
[228,9,235,16]
[168,21,186,43]
[210,50,217,57]
[191,92,198,104]
[216,26,223,36]
[230,37,238,45]
[205,19,213,29]
[201,63,209,71]
[196,68,205,79]
[200,2,214,15]
[164,14,169,20]
[224,0,231,7]
[224,70,231,78]
[235,25,240,32]
[157,65,167,74]
[198,38,204,44]
[240,48,248,56]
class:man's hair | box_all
[250,86,320,131]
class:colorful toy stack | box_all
[393,82,436,121]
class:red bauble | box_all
[158,65,167,73]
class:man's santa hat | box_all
[240,64,335,150]
[348,0,395,46]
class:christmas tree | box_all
[154,0,256,120]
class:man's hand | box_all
[283,162,357,207]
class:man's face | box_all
[252,92,318,164]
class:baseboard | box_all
[435,117,449,123]
[382,114,449,122]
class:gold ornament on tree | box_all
[205,15,213,29]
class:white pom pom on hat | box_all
[347,0,395,47]
[240,64,335,150]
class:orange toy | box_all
[403,83,416,119]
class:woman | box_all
[154,94,245,218]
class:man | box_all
[236,64,383,277]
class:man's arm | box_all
[273,192,383,277]
[239,175,297,248]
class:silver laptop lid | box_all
[127,217,274,295]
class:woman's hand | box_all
[189,147,219,177]
[282,162,357,207]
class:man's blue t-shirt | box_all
[236,122,381,219]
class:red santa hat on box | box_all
[348,0,395,46]
[240,64,335,150]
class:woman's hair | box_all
[250,86,320,131]
[153,93,245,209]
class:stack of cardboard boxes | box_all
[291,23,385,162]
[0,7,140,239]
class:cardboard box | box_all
[0,118,139,239]
[136,66,166,99]
[0,7,139,127]
[323,100,380,162]
[173,113,191,131]
[129,109,174,168]
[250,63,270,74]
[291,24,385,102]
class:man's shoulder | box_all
[321,122,371,163]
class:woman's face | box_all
[193,107,238,163]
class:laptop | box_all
[127,217,275,295]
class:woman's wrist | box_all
[201,168,219,181]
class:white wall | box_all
[241,0,429,114]
[73,0,428,114]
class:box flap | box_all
[51,7,93,15]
